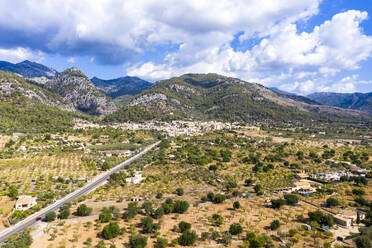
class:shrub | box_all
[142,201,153,216]
[354,235,371,248]
[99,212,112,223]
[101,222,120,239]
[229,223,243,235]
[130,234,148,248]
[156,192,163,199]
[141,217,159,234]
[271,198,285,209]
[45,212,56,222]
[58,208,70,219]
[270,220,280,230]
[156,237,168,248]
[213,194,226,204]
[284,194,299,205]
[352,188,365,196]
[221,231,232,245]
[245,179,253,186]
[178,221,191,233]
[76,204,92,216]
[125,202,139,220]
[210,214,224,226]
[175,188,184,196]
[153,207,165,219]
[254,185,263,195]
[326,197,339,207]
[173,200,189,213]
[178,230,197,246]
[233,201,241,209]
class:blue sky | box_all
[0,0,371,94]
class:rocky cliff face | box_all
[0,70,74,111]
[46,68,117,115]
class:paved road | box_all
[0,141,160,243]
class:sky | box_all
[0,0,372,95]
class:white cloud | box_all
[0,47,40,63]
[67,57,76,63]
[0,1,371,93]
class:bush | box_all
[153,207,165,219]
[245,179,253,186]
[210,214,224,226]
[229,223,243,235]
[326,197,339,207]
[156,192,163,199]
[141,217,159,234]
[58,208,70,219]
[213,194,226,204]
[178,221,191,233]
[233,201,241,209]
[271,198,285,209]
[142,201,153,216]
[178,230,197,246]
[76,204,92,216]
[45,211,56,222]
[254,185,263,195]
[284,194,299,205]
[173,200,189,213]
[175,188,184,196]
[354,235,371,248]
[221,231,232,245]
[270,220,280,230]
[156,237,168,248]
[101,222,120,239]
[125,202,139,220]
[99,212,113,223]
[3,231,33,248]
[352,188,366,196]
[130,234,148,248]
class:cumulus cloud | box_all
[0,0,320,65]
[0,0,371,93]
[0,47,41,63]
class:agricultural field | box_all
[0,128,159,232]
[27,128,372,248]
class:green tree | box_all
[178,221,191,233]
[233,201,241,209]
[270,220,280,230]
[173,200,189,213]
[141,217,159,234]
[326,197,339,207]
[101,222,120,239]
[178,230,197,246]
[45,212,56,222]
[229,223,243,235]
[130,234,148,248]
[76,204,92,216]
[156,237,168,248]
[284,194,299,205]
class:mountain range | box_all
[104,73,367,124]
[307,92,372,114]
[0,60,57,79]
[0,60,371,131]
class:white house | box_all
[14,195,37,211]
[126,172,144,184]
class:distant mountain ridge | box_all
[307,92,372,114]
[92,76,151,100]
[0,60,58,79]
[106,73,368,124]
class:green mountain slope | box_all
[0,71,86,132]
[106,73,370,125]
[307,92,372,114]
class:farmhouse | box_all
[126,172,144,184]
[14,195,37,211]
